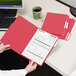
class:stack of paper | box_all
[42,12,75,40]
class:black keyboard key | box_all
[0,17,16,30]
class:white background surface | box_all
[0,0,76,76]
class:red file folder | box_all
[42,12,69,35]
[1,16,58,66]
[53,19,75,40]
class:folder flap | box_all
[42,12,69,35]
[1,16,38,54]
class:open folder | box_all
[1,16,58,66]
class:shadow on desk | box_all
[0,49,62,76]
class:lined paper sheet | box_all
[22,29,58,65]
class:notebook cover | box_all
[1,16,38,54]
[42,12,69,35]
[53,19,75,40]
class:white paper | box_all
[22,29,58,65]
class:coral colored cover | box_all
[42,12,69,35]
[1,16,38,55]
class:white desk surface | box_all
[0,0,76,76]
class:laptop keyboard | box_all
[0,17,16,30]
